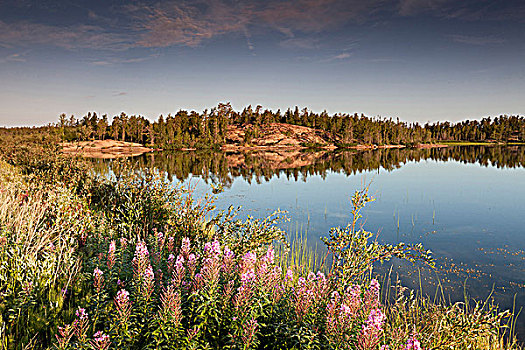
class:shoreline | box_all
[62,139,525,159]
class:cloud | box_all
[90,53,160,66]
[130,1,252,48]
[129,0,387,49]
[280,37,320,49]
[321,51,352,62]
[0,52,27,63]
[451,34,506,45]
[0,20,133,50]
[332,52,351,60]
[113,92,127,97]
[397,0,525,21]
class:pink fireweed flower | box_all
[93,267,104,293]
[285,268,294,286]
[107,240,116,269]
[241,317,258,349]
[155,230,164,248]
[358,308,386,350]
[294,276,316,321]
[241,269,256,285]
[73,307,89,342]
[344,284,362,315]
[262,246,275,265]
[55,324,74,350]
[142,264,155,298]
[120,237,128,250]
[192,273,204,292]
[114,289,131,323]
[181,237,191,257]
[167,236,175,252]
[222,246,235,275]
[223,280,235,303]
[187,253,197,279]
[241,252,257,274]
[167,254,176,273]
[172,254,185,286]
[233,284,254,314]
[90,331,111,350]
[132,241,150,279]
[201,256,221,287]
[404,334,423,350]
[204,240,221,257]
[159,285,182,325]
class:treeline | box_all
[16,103,525,148]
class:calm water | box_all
[93,146,525,335]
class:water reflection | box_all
[91,145,525,186]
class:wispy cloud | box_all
[130,1,252,48]
[332,52,352,60]
[0,20,133,50]
[0,52,27,63]
[90,53,160,66]
[280,37,320,50]
[451,34,506,45]
[129,0,386,49]
[321,51,353,62]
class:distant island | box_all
[3,103,523,158]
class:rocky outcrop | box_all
[223,123,337,151]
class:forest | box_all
[3,103,525,149]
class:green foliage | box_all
[323,187,434,285]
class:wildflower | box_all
[241,252,257,273]
[167,254,176,273]
[73,307,89,342]
[93,267,104,293]
[167,236,175,252]
[285,268,294,286]
[187,253,197,279]
[222,246,235,275]
[142,264,155,299]
[204,240,221,257]
[172,254,185,286]
[132,241,150,278]
[90,331,111,350]
[358,308,385,350]
[241,317,258,349]
[76,307,88,320]
[262,246,275,265]
[404,334,423,350]
[120,237,128,250]
[107,241,116,269]
[159,285,182,325]
[294,276,316,321]
[181,237,191,256]
[115,289,131,323]
[55,324,74,350]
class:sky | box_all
[1,0,524,127]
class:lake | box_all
[92,145,525,337]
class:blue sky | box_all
[1,0,524,126]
